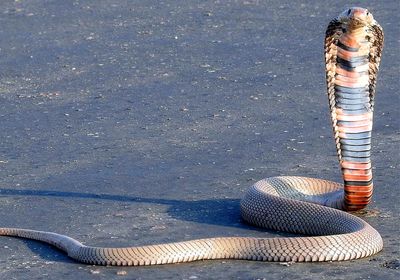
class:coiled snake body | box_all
[0,8,384,266]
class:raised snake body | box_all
[0,8,384,266]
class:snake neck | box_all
[333,17,374,211]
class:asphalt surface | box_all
[0,0,399,279]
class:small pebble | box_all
[279,261,295,267]
[117,270,128,275]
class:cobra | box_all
[0,7,384,266]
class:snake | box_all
[0,7,385,266]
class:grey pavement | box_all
[0,0,399,279]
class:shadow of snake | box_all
[0,185,304,263]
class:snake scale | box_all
[0,7,384,266]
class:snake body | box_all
[0,8,384,266]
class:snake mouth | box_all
[348,19,367,28]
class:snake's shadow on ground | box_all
[0,188,297,264]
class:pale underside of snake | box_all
[0,7,384,266]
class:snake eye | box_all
[346,9,351,16]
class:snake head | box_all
[338,7,375,28]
